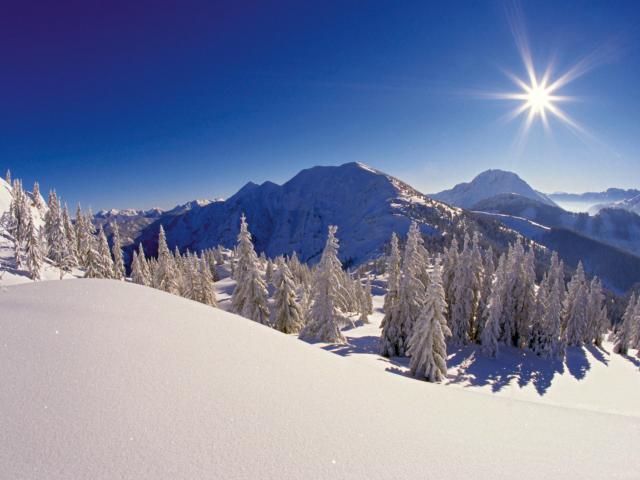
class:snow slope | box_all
[2,280,637,479]
[433,169,557,208]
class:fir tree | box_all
[32,181,45,211]
[450,234,474,345]
[110,222,126,280]
[407,263,451,382]
[273,257,304,333]
[614,294,637,355]
[300,226,346,344]
[96,227,114,279]
[24,211,43,281]
[230,215,269,324]
[196,256,218,307]
[154,225,179,294]
[563,262,587,346]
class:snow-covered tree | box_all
[84,232,101,279]
[154,225,179,294]
[44,191,66,264]
[300,226,346,344]
[5,169,11,184]
[476,246,495,340]
[585,277,607,345]
[563,261,588,346]
[230,215,269,324]
[614,294,637,355]
[273,257,304,334]
[407,263,451,382]
[32,181,45,211]
[380,222,425,357]
[195,255,218,307]
[449,234,475,345]
[364,276,373,315]
[383,232,401,314]
[481,254,507,357]
[110,222,126,280]
[61,204,78,267]
[130,251,144,285]
[24,211,43,280]
[96,227,114,279]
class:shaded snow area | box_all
[2,280,638,479]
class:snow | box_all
[2,279,639,479]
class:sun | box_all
[525,83,552,114]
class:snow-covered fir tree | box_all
[195,255,218,307]
[585,277,607,346]
[110,222,126,280]
[154,225,179,294]
[273,257,304,334]
[476,246,495,340]
[407,262,451,382]
[44,190,68,267]
[84,231,102,279]
[563,261,588,346]
[96,227,115,279]
[614,294,637,355]
[380,222,425,357]
[364,276,373,315]
[449,233,475,345]
[24,211,43,280]
[130,251,144,285]
[230,215,269,324]
[481,253,507,357]
[61,204,78,268]
[300,226,346,344]
[32,181,45,211]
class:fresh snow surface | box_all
[2,279,639,479]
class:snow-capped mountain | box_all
[131,162,536,268]
[432,169,557,208]
[548,188,640,213]
[590,194,640,216]
[132,162,466,265]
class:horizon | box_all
[4,0,640,210]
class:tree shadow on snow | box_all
[321,335,381,357]
[565,346,590,381]
[584,344,609,367]
[620,353,640,369]
[446,344,564,396]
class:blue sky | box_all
[3,0,639,210]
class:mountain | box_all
[132,162,515,266]
[590,194,640,216]
[471,193,640,291]
[548,188,640,213]
[472,193,640,258]
[432,169,557,209]
[2,279,639,478]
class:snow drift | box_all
[1,280,638,479]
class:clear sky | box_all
[3,0,640,210]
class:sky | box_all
[2,0,640,210]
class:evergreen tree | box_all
[196,256,218,307]
[614,294,637,355]
[24,211,43,280]
[300,226,346,344]
[44,190,66,265]
[5,169,10,184]
[481,254,506,357]
[130,251,145,285]
[563,262,588,346]
[61,204,78,268]
[585,277,607,345]
[273,257,304,333]
[230,215,269,324]
[154,225,179,294]
[110,222,126,280]
[137,243,151,286]
[96,227,114,279]
[32,181,45,211]
[407,263,451,382]
[450,234,474,345]
[364,276,373,315]
[84,232,101,279]
[382,232,401,314]
[476,247,495,340]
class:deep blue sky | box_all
[3,0,640,210]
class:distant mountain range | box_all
[548,188,640,204]
[100,163,640,293]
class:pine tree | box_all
[614,294,637,355]
[563,262,588,346]
[450,234,474,345]
[476,247,494,340]
[381,222,425,357]
[96,227,114,279]
[481,255,506,357]
[407,263,451,382]
[130,251,145,285]
[364,276,373,315]
[137,243,151,286]
[24,211,43,280]
[8,179,29,268]
[300,226,346,344]
[32,181,45,211]
[196,256,218,307]
[230,215,269,324]
[383,232,401,314]
[5,169,11,184]
[84,232,101,279]
[61,204,78,267]
[154,225,179,294]
[273,257,304,333]
[585,277,607,345]
[44,190,67,265]
[110,222,126,280]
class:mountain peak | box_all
[432,169,557,209]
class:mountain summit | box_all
[433,169,557,209]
